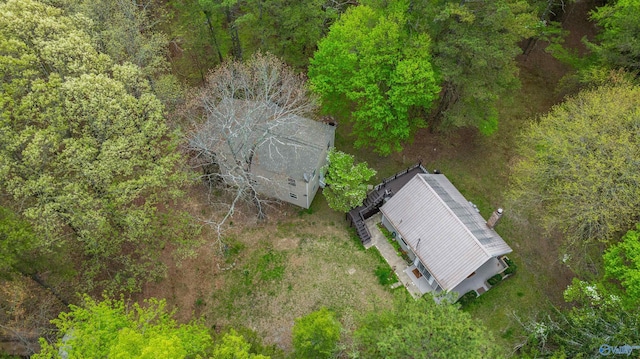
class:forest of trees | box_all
[1,0,639,357]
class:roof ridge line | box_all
[418,175,492,259]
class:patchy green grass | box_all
[207,209,394,350]
[329,47,577,355]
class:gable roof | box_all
[252,113,334,179]
[380,174,512,291]
[216,99,335,180]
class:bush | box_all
[487,274,503,286]
[292,308,341,358]
[456,291,478,307]
[375,265,397,286]
[503,257,517,275]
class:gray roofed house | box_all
[192,98,336,209]
[379,173,512,299]
[249,113,335,208]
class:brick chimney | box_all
[487,208,503,229]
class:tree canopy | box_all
[322,149,376,213]
[33,296,213,359]
[522,226,640,357]
[212,329,270,359]
[292,307,341,359]
[603,224,640,306]
[510,77,640,247]
[588,0,640,76]
[0,206,37,279]
[423,0,536,133]
[309,2,440,155]
[0,0,186,293]
[355,294,502,358]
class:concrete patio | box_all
[450,257,506,297]
[364,213,508,301]
[364,213,425,299]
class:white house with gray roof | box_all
[191,98,336,209]
[379,173,512,299]
[248,112,336,209]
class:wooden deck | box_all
[347,164,429,245]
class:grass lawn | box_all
[328,36,580,355]
[205,197,392,348]
[138,8,591,357]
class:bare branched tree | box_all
[185,52,318,247]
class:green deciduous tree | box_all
[0,0,187,293]
[322,149,376,213]
[168,0,350,82]
[309,2,440,155]
[355,294,502,358]
[589,0,640,76]
[603,224,640,306]
[292,307,341,359]
[0,206,37,279]
[32,296,213,358]
[509,77,640,248]
[212,329,270,359]
[521,226,640,357]
[68,0,184,108]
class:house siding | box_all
[450,257,505,299]
[379,174,512,291]
[381,214,415,261]
[250,144,329,209]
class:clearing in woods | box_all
[138,0,597,353]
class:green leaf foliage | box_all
[355,294,502,358]
[169,0,349,81]
[309,2,440,155]
[510,78,640,247]
[212,329,270,359]
[589,0,640,76]
[0,206,36,278]
[0,0,186,293]
[604,224,640,305]
[523,227,640,358]
[322,149,376,213]
[32,295,213,359]
[292,307,341,359]
[425,0,536,133]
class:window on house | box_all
[288,178,296,186]
[416,261,432,281]
[289,193,297,199]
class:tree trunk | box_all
[204,10,224,63]
[27,273,69,307]
[225,5,243,61]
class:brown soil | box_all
[136,0,599,351]
[376,0,599,309]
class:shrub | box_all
[375,265,397,286]
[487,274,503,286]
[292,308,341,358]
[456,291,478,307]
[504,257,517,275]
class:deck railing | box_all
[373,163,427,191]
[348,163,428,245]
